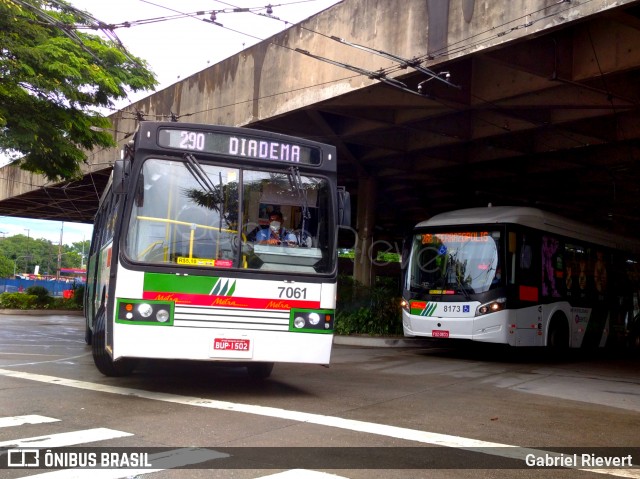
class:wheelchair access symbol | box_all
[7,449,40,468]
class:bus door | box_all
[511,230,545,346]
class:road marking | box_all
[258,470,348,479]
[0,352,91,368]
[0,415,60,428]
[0,428,132,448]
[0,368,636,477]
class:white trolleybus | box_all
[84,121,350,378]
[401,206,640,351]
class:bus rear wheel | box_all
[547,316,569,358]
[84,316,92,345]
[247,362,274,380]
[92,309,136,377]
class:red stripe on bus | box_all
[519,285,539,302]
[142,291,320,310]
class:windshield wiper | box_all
[184,153,217,197]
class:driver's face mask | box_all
[269,221,281,232]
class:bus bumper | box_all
[111,323,334,364]
[402,310,511,344]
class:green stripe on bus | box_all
[144,272,221,294]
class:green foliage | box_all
[0,292,38,309]
[25,285,52,306]
[335,276,403,336]
[0,256,13,278]
[50,296,82,310]
[69,284,84,309]
[0,233,88,277]
[0,0,157,180]
[0,289,82,310]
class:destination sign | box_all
[158,129,321,165]
[421,232,490,244]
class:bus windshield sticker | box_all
[177,257,234,268]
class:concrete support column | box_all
[354,176,376,287]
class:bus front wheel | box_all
[92,309,136,377]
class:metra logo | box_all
[210,279,236,296]
[212,297,246,307]
[266,300,291,310]
[154,294,180,302]
[420,303,437,316]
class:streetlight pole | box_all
[56,222,64,281]
[24,229,30,274]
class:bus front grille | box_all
[173,305,289,331]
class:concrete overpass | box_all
[2,0,640,282]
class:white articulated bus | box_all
[84,121,349,378]
[401,206,640,350]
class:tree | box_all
[0,0,157,180]
[0,233,84,276]
[0,256,13,278]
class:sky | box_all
[1,0,342,245]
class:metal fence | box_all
[0,278,81,297]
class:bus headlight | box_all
[117,299,175,325]
[289,309,334,333]
[476,297,506,316]
[138,303,153,318]
[400,298,409,312]
[156,309,170,323]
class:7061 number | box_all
[278,287,307,299]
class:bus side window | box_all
[515,231,541,298]
[541,234,561,298]
[508,231,517,284]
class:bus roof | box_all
[415,206,640,252]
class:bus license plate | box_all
[432,330,450,338]
[211,337,253,358]
[214,338,251,352]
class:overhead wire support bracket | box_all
[294,48,425,98]
[329,36,461,90]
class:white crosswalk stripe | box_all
[0,427,133,448]
[0,415,60,428]
[258,470,349,479]
[0,415,229,478]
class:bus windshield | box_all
[124,158,333,274]
[407,230,502,294]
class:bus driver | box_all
[256,211,298,246]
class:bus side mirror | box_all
[112,158,130,195]
[337,187,351,227]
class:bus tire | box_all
[247,362,274,380]
[84,316,92,345]
[92,309,136,377]
[547,315,569,358]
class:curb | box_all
[0,310,429,348]
[333,335,433,348]
[0,309,83,316]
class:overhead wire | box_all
[1,0,603,199]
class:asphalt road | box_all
[0,312,639,479]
